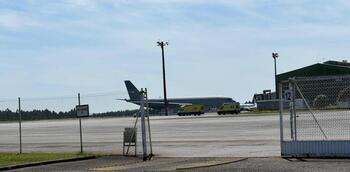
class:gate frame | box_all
[279,77,350,158]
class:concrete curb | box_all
[0,155,97,171]
[176,158,248,171]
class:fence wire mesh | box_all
[0,91,143,154]
[0,99,20,151]
[282,75,350,141]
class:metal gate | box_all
[279,75,350,157]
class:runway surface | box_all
[0,113,280,157]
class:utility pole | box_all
[157,41,169,116]
[272,52,279,97]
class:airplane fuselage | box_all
[124,80,236,112]
[128,97,234,110]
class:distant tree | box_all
[0,108,142,122]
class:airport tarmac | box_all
[0,113,280,157]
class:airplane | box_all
[123,80,236,112]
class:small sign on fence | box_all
[284,90,292,101]
[76,104,89,118]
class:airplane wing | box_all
[117,99,191,107]
[146,101,192,106]
[129,101,191,106]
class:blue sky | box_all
[1,0,350,111]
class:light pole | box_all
[157,41,169,116]
[272,52,279,97]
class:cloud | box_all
[0,11,24,29]
[0,10,44,31]
[63,0,98,9]
[1,0,350,107]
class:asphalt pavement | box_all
[6,156,350,172]
[0,113,280,157]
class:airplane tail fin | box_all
[124,80,141,101]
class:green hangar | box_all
[276,60,350,93]
[254,60,350,110]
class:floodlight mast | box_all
[157,41,169,116]
[272,52,279,97]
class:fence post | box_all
[289,81,294,140]
[145,88,153,157]
[18,97,22,154]
[78,93,83,153]
[279,83,284,155]
[292,81,297,141]
[140,88,148,161]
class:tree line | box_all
[0,108,142,122]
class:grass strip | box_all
[0,153,90,167]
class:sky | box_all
[1,0,350,111]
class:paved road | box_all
[0,113,280,157]
[7,156,350,172]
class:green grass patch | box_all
[0,153,90,167]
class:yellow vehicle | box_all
[177,104,205,116]
[217,102,240,115]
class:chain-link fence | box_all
[0,98,20,153]
[280,75,350,157]
[0,91,145,154]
